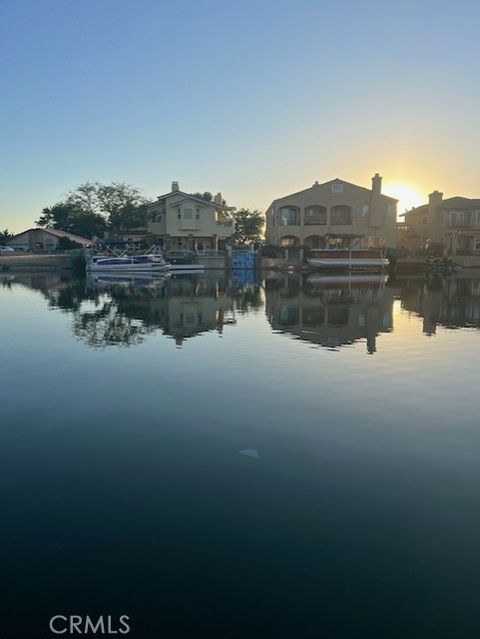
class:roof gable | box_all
[268,178,398,208]
[441,196,480,208]
[148,190,228,210]
[9,227,91,244]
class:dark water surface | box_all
[1,271,479,638]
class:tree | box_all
[37,202,77,229]
[232,209,264,244]
[0,229,12,243]
[57,236,83,251]
[36,202,106,239]
[190,192,213,202]
[93,182,147,231]
[36,181,148,239]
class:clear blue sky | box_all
[1,0,479,231]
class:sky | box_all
[1,0,480,232]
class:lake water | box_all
[1,270,479,638]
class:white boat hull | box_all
[168,263,205,271]
[308,258,388,269]
[88,263,169,272]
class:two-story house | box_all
[402,191,480,255]
[144,181,235,252]
[265,174,397,249]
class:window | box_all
[156,215,162,223]
[304,206,327,225]
[280,235,299,247]
[331,182,343,193]
[330,205,352,225]
[177,208,181,219]
[278,305,298,326]
[195,208,200,219]
[362,204,369,216]
[184,208,193,219]
[304,235,324,249]
[278,206,300,226]
[303,308,325,325]
[475,238,480,251]
[422,216,428,225]
[386,204,394,217]
[450,211,464,225]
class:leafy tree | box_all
[232,209,264,244]
[69,210,108,238]
[36,182,147,238]
[57,236,83,251]
[190,192,213,202]
[36,202,106,239]
[37,202,77,229]
[94,182,147,230]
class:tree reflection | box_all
[72,301,155,347]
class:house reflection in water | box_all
[85,273,238,347]
[265,273,394,353]
[399,274,480,334]
[153,275,236,346]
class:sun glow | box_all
[383,182,425,217]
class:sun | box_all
[383,182,425,216]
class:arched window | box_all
[304,235,325,249]
[331,205,352,225]
[304,206,327,225]
[280,235,299,248]
[278,206,300,226]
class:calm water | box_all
[1,270,479,638]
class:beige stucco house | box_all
[144,181,235,251]
[265,174,397,249]
[402,191,480,255]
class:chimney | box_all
[214,192,223,205]
[428,190,443,206]
[372,173,382,195]
[171,181,180,192]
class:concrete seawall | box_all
[0,254,79,271]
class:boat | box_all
[87,254,170,273]
[307,273,387,287]
[307,248,388,270]
[307,234,388,270]
[165,250,205,272]
[87,273,169,289]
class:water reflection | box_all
[266,272,394,353]
[397,273,480,334]
[4,272,262,347]
[4,270,480,350]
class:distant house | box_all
[144,181,235,252]
[7,228,91,252]
[265,174,397,249]
[402,191,480,255]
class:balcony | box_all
[180,218,200,231]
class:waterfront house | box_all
[265,174,397,250]
[144,181,235,252]
[401,191,480,255]
[7,228,91,252]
